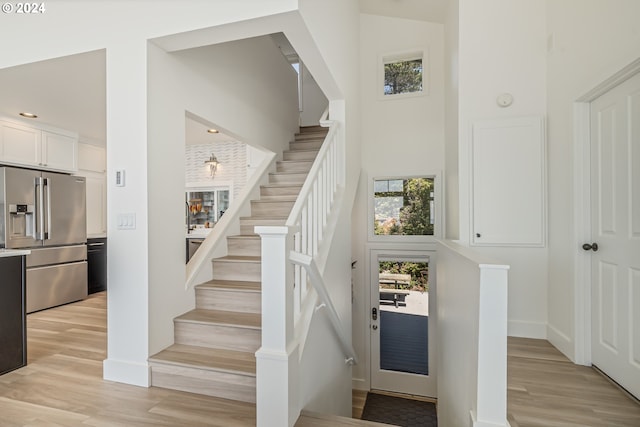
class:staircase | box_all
[148,125,328,404]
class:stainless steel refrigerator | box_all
[0,166,87,313]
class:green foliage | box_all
[373,177,434,236]
[399,178,434,236]
[384,59,423,95]
[378,261,429,292]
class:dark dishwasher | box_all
[87,238,107,294]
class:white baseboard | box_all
[352,377,369,391]
[507,320,547,339]
[103,358,150,387]
[546,323,574,362]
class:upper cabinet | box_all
[78,143,106,173]
[0,118,78,173]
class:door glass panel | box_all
[378,259,429,375]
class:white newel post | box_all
[474,265,510,427]
[255,226,300,427]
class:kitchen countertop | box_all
[0,249,31,258]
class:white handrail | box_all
[290,251,357,364]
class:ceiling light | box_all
[19,112,38,119]
[207,128,219,134]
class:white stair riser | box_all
[212,260,261,282]
[150,364,256,403]
[196,288,261,314]
[283,150,318,161]
[276,161,312,173]
[269,173,307,184]
[227,237,261,256]
[290,140,323,151]
[250,200,295,217]
[175,322,261,352]
[260,185,302,197]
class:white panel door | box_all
[590,71,640,399]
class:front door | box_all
[370,250,436,397]
[589,70,640,399]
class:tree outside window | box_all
[374,177,434,236]
[383,58,423,95]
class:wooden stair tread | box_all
[278,159,313,164]
[252,196,298,202]
[261,183,304,188]
[240,216,287,221]
[215,255,261,262]
[197,279,261,292]
[149,344,256,376]
[176,309,261,329]
[270,171,309,175]
[227,235,261,240]
[284,148,319,153]
[296,411,395,426]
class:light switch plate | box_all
[117,213,136,230]
[116,170,125,187]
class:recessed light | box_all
[207,128,219,134]
[19,112,38,119]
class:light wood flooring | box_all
[507,337,640,427]
[3,293,640,426]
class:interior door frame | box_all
[367,245,437,397]
[573,57,640,365]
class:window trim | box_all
[378,48,429,100]
[367,173,442,243]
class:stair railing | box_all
[255,113,352,426]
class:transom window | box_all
[373,177,435,236]
[383,58,423,96]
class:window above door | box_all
[368,175,441,242]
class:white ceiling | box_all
[359,0,447,23]
[0,49,106,144]
[0,1,445,147]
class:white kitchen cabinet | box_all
[0,119,78,173]
[41,131,78,172]
[77,142,107,237]
[84,172,107,237]
[78,143,106,173]
[0,120,40,166]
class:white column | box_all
[255,226,299,427]
[474,265,510,427]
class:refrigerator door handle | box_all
[35,177,44,241]
[44,177,51,240]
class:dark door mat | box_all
[361,392,437,427]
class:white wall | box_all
[300,62,329,126]
[545,0,640,360]
[298,215,354,417]
[0,0,299,386]
[457,0,548,339]
[185,142,247,199]
[148,35,299,356]
[444,0,459,240]
[351,14,445,388]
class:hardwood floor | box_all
[4,294,639,426]
[507,337,640,427]
[2,292,256,426]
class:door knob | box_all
[582,243,599,252]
